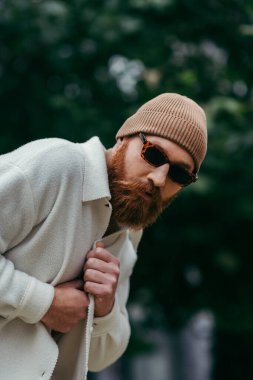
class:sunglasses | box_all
[139,133,198,187]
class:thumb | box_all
[96,241,104,249]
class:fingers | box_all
[83,257,120,276]
[84,281,114,297]
[84,268,117,285]
[82,244,121,316]
[83,259,119,295]
[85,246,120,266]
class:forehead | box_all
[140,134,195,171]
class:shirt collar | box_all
[79,137,111,202]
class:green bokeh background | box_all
[1,0,253,377]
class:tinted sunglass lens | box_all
[169,165,192,186]
[144,147,166,166]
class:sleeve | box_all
[0,161,54,323]
[88,229,142,372]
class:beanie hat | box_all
[116,93,207,171]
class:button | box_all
[90,326,94,333]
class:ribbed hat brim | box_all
[116,93,207,170]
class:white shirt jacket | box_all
[0,137,142,380]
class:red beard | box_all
[108,141,170,230]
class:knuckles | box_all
[112,267,120,277]
[85,257,96,268]
[99,284,114,297]
[84,268,93,280]
[86,252,120,269]
[113,276,118,285]
[104,284,114,297]
[108,275,118,287]
[83,281,92,293]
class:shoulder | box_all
[2,137,79,160]
[1,138,84,177]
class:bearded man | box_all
[0,93,207,380]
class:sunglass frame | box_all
[139,133,198,187]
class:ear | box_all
[106,138,125,167]
[115,137,124,148]
[108,138,123,157]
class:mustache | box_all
[110,178,161,201]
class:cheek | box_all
[161,180,181,202]
[124,152,145,179]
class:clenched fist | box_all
[41,279,89,333]
[83,242,120,317]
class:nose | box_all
[147,164,169,188]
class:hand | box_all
[83,242,120,317]
[41,279,89,333]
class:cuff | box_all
[18,277,55,324]
[92,297,120,336]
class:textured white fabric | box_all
[0,137,142,380]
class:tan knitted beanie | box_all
[116,93,207,171]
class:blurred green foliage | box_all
[1,0,253,375]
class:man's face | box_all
[107,134,195,230]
